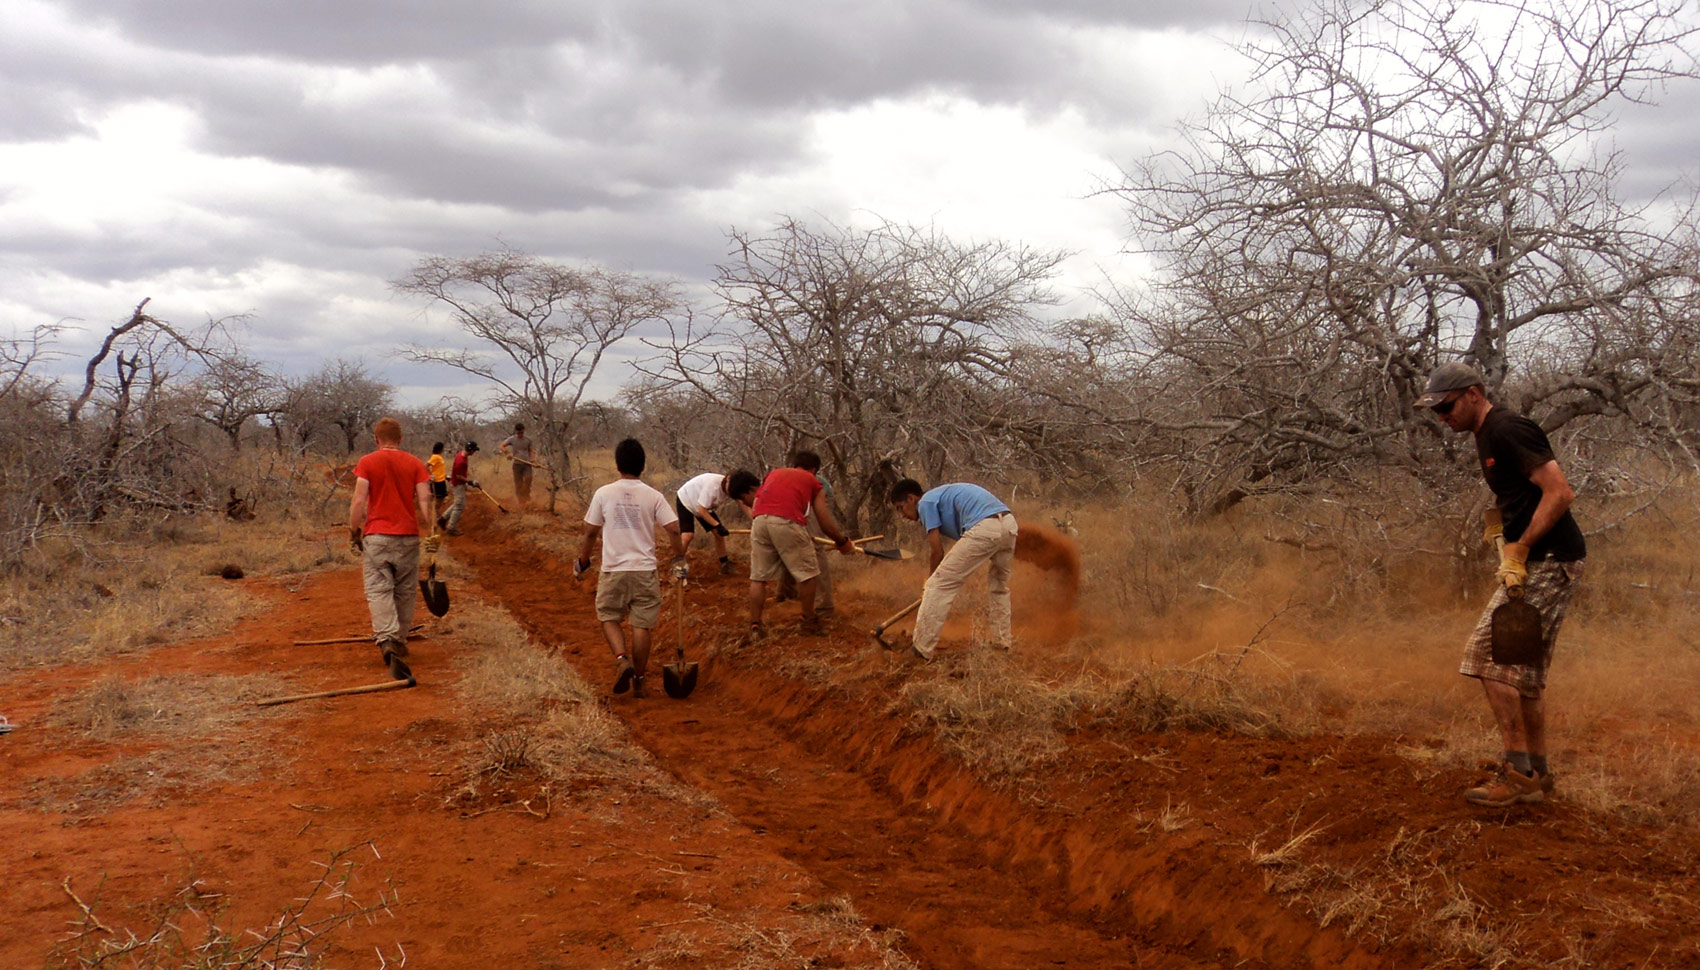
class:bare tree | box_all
[1111,0,1700,513]
[646,217,1066,530]
[193,353,279,451]
[395,250,681,511]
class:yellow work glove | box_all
[1496,541,1528,588]
[424,533,441,554]
[1482,508,1503,545]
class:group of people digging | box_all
[346,359,1583,808]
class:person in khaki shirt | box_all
[889,478,1018,662]
[499,423,537,509]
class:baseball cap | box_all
[1415,362,1485,408]
[465,440,480,452]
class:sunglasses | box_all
[1432,392,1463,416]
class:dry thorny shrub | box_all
[48,841,402,970]
[446,602,712,812]
[628,895,918,970]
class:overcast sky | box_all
[3,0,1696,406]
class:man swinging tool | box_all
[499,423,537,509]
[442,440,480,535]
[889,479,1018,662]
[1418,362,1586,807]
[348,417,436,681]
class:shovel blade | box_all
[1490,592,1542,666]
[420,562,451,617]
[662,661,699,699]
[861,547,911,561]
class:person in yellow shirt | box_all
[427,441,449,525]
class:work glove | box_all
[1482,508,1504,545]
[348,527,364,555]
[1496,541,1529,589]
[468,480,481,490]
[671,557,689,580]
[712,522,730,538]
[834,537,856,556]
[424,534,441,554]
[573,557,590,581]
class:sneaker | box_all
[799,615,825,636]
[0,715,14,735]
[1464,762,1544,807]
[632,675,649,699]
[387,655,413,681]
[909,640,934,663]
[719,559,737,576]
[741,622,767,645]
[613,659,636,695]
[387,638,409,659]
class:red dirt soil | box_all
[4,503,1698,968]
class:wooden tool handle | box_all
[254,678,416,707]
[873,597,924,634]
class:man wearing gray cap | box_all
[1418,362,1586,807]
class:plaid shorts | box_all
[1459,559,1584,697]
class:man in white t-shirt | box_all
[676,469,761,575]
[576,438,686,699]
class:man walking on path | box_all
[1418,362,1586,807]
[747,451,854,637]
[443,440,479,535]
[775,452,838,614]
[676,469,761,575]
[348,417,435,681]
[499,423,536,509]
[576,438,687,699]
[890,479,1019,661]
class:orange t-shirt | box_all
[356,448,429,536]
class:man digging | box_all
[442,440,479,535]
[889,479,1019,662]
[1418,362,1586,807]
[746,451,855,638]
[499,422,536,509]
[575,438,687,699]
[675,468,761,576]
[348,417,436,681]
[774,451,838,615]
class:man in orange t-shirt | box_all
[746,450,854,638]
[349,417,433,680]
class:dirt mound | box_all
[1015,522,1080,605]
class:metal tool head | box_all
[419,561,450,617]
[1490,585,1542,666]
[662,577,698,698]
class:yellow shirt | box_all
[427,453,447,483]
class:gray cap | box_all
[1415,362,1485,408]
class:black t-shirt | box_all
[1475,407,1586,561]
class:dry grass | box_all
[628,896,917,970]
[445,601,707,810]
[50,672,278,740]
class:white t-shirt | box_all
[676,473,726,516]
[584,478,677,572]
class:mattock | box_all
[871,597,923,649]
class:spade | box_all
[1489,535,1541,666]
[662,578,698,699]
[419,556,450,617]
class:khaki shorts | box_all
[750,514,819,583]
[1460,559,1583,698]
[595,569,662,628]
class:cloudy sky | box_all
[2,0,1695,405]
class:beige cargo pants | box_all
[362,533,421,651]
[913,513,1018,658]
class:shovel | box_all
[472,484,510,514]
[1490,536,1541,666]
[662,578,698,699]
[419,536,450,617]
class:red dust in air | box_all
[1015,522,1080,621]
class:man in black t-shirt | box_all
[1418,362,1586,808]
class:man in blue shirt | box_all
[889,479,1019,661]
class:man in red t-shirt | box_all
[442,440,480,535]
[746,450,854,637]
[348,417,433,680]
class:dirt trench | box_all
[454,515,1383,970]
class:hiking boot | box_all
[632,675,649,699]
[907,637,934,663]
[387,654,413,681]
[799,615,825,636]
[613,659,636,695]
[387,638,409,659]
[1464,762,1544,807]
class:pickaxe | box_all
[871,597,923,649]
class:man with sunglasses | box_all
[1417,362,1586,808]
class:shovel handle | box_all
[873,597,924,635]
[255,678,416,707]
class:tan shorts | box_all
[750,514,819,583]
[1460,559,1583,698]
[595,570,662,628]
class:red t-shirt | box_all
[356,448,429,536]
[751,467,821,525]
[450,451,471,485]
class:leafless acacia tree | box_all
[396,251,682,510]
[645,218,1065,530]
[1112,0,1700,513]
